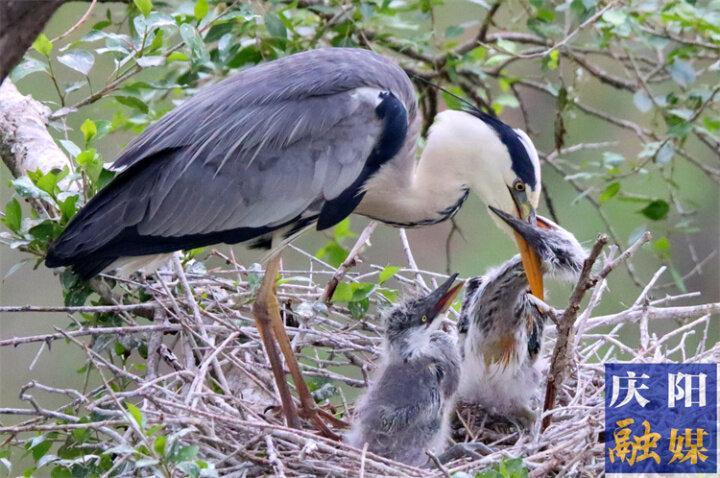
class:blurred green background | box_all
[2,0,718,428]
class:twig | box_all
[398,229,428,290]
[541,234,608,431]
[322,221,377,303]
[426,450,451,478]
[50,0,98,43]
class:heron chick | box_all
[457,207,586,426]
[346,275,463,466]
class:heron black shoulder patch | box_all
[465,108,537,189]
[317,91,408,230]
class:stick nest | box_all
[1,237,718,477]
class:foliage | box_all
[1,0,718,476]
[4,0,718,289]
[475,458,529,478]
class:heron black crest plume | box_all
[409,73,496,119]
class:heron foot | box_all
[252,254,342,439]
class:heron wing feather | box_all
[46,48,418,274]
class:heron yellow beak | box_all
[514,230,544,301]
[512,201,544,301]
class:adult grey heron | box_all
[346,274,462,466]
[45,47,543,435]
[457,208,585,426]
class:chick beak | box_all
[489,205,545,301]
[423,273,463,324]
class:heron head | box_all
[432,109,543,299]
[489,207,586,281]
[385,274,462,347]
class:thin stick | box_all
[323,221,377,303]
[399,229,427,289]
[541,234,608,431]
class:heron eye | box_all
[514,181,526,192]
[421,315,428,323]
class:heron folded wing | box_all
[135,90,382,237]
[46,48,419,277]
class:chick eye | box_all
[421,315,428,323]
[513,181,526,192]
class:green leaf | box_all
[34,169,66,196]
[441,85,466,110]
[316,241,348,268]
[348,298,370,319]
[633,90,653,113]
[378,265,400,284]
[167,51,190,62]
[333,218,356,242]
[29,220,62,242]
[11,57,48,81]
[264,13,287,39]
[227,46,261,68]
[704,116,720,132]
[133,0,153,17]
[602,9,627,25]
[180,23,209,64]
[3,199,22,233]
[136,56,164,68]
[670,59,696,88]
[493,94,519,114]
[331,282,353,302]
[545,49,559,70]
[153,435,167,455]
[194,0,209,20]
[349,282,375,302]
[30,438,52,462]
[76,149,103,183]
[640,200,669,221]
[654,236,671,253]
[50,467,72,478]
[174,445,199,462]
[114,95,149,114]
[114,341,126,357]
[57,50,94,76]
[13,176,52,200]
[81,119,97,143]
[125,402,144,428]
[598,182,620,203]
[32,34,53,57]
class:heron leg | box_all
[254,254,343,439]
[253,254,301,429]
[265,276,343,439]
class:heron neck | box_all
[470,257,529,333]
[356,140,470,227]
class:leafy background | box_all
[0,0,718,474]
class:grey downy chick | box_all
[345,275,463,467]
[457,207,586,426]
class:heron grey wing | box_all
[364,360,443,432]
[45,48,418,277]
[112,48,419,171]
[134,89,384,237]
[355,359,444,465]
